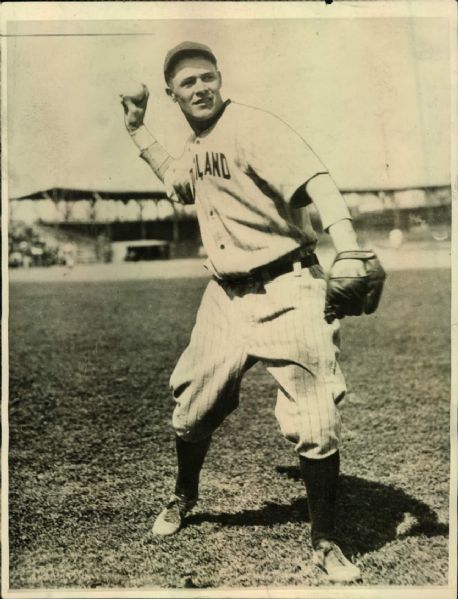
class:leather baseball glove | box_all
[324,250,386,323]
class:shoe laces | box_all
[164,494,196,519]
[318,541,351,567]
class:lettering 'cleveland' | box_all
[193,152,231,180]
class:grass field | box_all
[8,266,451,590]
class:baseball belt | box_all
[219,250,319,286]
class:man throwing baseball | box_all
[121,42,385,584]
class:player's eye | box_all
[202,73,216,82]
[181,78,196,88]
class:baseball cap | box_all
[163,41,217,81]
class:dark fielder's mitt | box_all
[324,250,386,323]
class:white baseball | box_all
[122,81,147,104]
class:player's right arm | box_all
[120,84,193,204]
[120,84,173,183]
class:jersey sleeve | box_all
[240,108,328,206]
[163,153,195,205]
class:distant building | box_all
[9,184,451,264]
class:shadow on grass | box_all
[187,468,448,557]
[188,496,310,528]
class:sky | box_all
[5,14,452,198]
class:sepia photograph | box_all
[2,2,456,598]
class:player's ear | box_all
[165,87,177,102]
[217,70,223,87]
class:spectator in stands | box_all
[62,242,77,267]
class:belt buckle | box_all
[293,260,302,277]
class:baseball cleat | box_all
[152,494,197,536]
[312,540,361,583]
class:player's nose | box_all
[194,77,208,95]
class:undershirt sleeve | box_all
[305,172,352,230]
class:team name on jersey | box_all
[193,152,231,181]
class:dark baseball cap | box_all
[164,41,217,81]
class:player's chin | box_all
[190,103,217,120]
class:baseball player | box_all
[120,41,385,583]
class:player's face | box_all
[166,56,223,122]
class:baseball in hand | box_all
[121,82,148,105]
[120,81,149,131]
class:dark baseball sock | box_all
[299,450,340,549]
[174,434,212,500]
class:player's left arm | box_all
[304,173,360,251]
[304,172,386,322]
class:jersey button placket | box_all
[207,210,225,250]
[195,136,227,259]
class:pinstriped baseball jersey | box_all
[165,101,349,277]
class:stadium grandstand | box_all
[8,183,451,268]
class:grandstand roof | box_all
[12,187,168,202]
[10,183,450,203]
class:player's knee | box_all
[298,446,339,460]
[295,432,340,459]
[278,417,340,459]
[174,426,202,443]
[172,409,194,439]
[172,416,212,443]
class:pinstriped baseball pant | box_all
[170,263,346,459]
